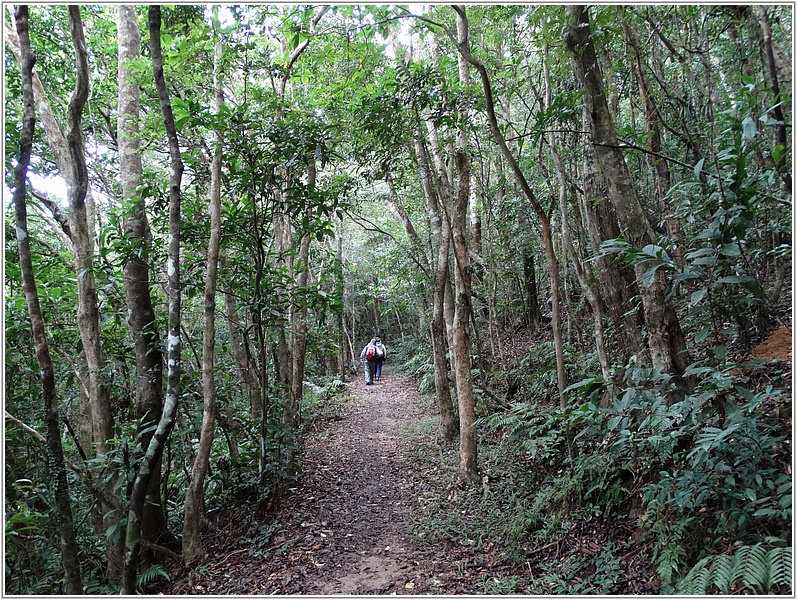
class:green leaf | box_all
[716,275,757,285]
[642,265,659,288]
[685,247,716,260]
[719,242,740,257]
[694,158,705,178]
[742,116,757,140]
[690,288,707,305]
[641,244,670,261]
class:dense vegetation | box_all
[4,4,791,595]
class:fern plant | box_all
[676,543,792,594]
[136,564,170,590]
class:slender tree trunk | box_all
[421,108,457,364]
[412,133,459,441]
[564,5,690,394]
[13,7,83,593]
[115,5,170,565]
[6,8,97,455]
[183,29,224,565]
[433,189,458,443]
[753,5,792,191]
[120,6,185,593]
[285,163,316,475]
[543,49,611,384]
[223,281,261,417]
[337,222,347,380]
[64,5,126,582]
[448,12,479,484]
[451,7,570,460]
[386,174,432,275]
[577,120,644,363]
[624,21,684,263]
[523,252,542,329]
[66,3,113,464]
[448,147,479,483]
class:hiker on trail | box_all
[359,337,377,385]
[373,336,387,381]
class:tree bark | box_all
[115,5,169,564]
[120,6,185,592]
[577,115,644,362]
[64,5,125,582]
[542,48,611,384]
[449,147,479,484]
[753,5,792,191]
[13,6,84,593]
[413,131,459,442]
[624,19,684,262]
[183,27,224,565]
[285,162,316,476]
[451,7,570,458]
[337,221,347,380]
[449,12,479,484]
[5,6,97,453]
[564,5,691,393]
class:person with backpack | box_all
[359,337,378,385]
[373,336,387,381]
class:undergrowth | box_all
[406,333,791,594]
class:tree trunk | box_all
[564,5,691,393]
[12,7,84,593]
[543,48,611,384]
[183,29,224,565]
[449,147,479,484]
[64,5,125,582]
[223,282,261,418]
[423,150,458,438]
[285,162,316,475]
[120,6,186,593]
[6,7,97,456]
[624,20,684,263]
[523,252,542,329]
[452,6,571,460]
[337,221,347,380]
[449,12,479,485]
[753,5,792,191]
[115,5,169,565]
[577,118,644,362]
[416,119,459,443]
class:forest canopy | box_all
[4,4,792,595]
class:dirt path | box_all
[285,373,432,594]
[160,372,480,595]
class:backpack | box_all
[375,344,385,359]
[365,345,376,361]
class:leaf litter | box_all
[152,366,678,595]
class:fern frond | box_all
[677,544,792,595]
[710,553,736,594]
[678,556,711,594]
[136,563,170,588]
[767,546,792,589]
[740,543,769,593]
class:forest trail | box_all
[160,371,501,595]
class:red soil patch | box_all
[753,326,792,364]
